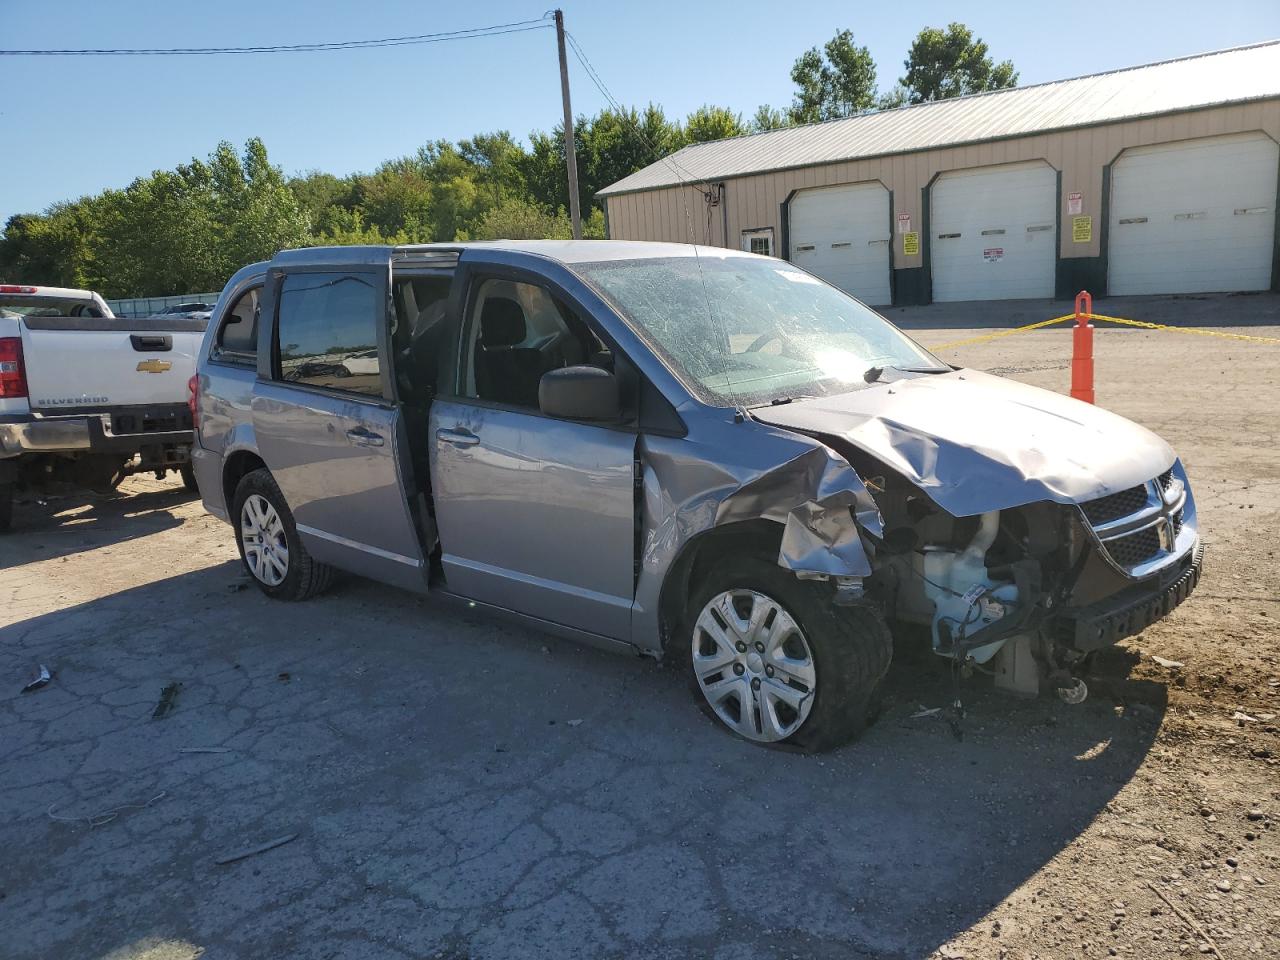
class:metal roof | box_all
[598,41,1280,197]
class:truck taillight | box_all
[0,337,28,398]
[187,374,199,429]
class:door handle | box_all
[345,427,385,447]
[436,427,480,447]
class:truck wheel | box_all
[231,469,334,601]
[0,483,13,533]
[179,462,198,493]
[680,556,892,752]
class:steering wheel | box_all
[744,328,807,359]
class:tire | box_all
[0,482,13,533]
[679,556,892,752]
[179,462,198,493]
[231,468,334,601]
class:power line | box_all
[0,19,551,57]
[563,31,710,192]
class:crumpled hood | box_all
[754,369,1175,517]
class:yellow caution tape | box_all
[928,311,1280,351]
[1085,312,1280,345]
[927,315,1074,350]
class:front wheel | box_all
[682,557,892,752]
[231,469,334,601]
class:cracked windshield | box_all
[574,253,947,406]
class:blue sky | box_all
[2,0,1278,225]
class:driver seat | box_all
[475,297,545,408]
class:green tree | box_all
[876,84,910,110]
[458,131,527,207]
[900,23,1018,103]
[681,105,747,144]
[789,30,879,123]
[524,105,682,222]
[288,171,360,226]
[751,104,791,132]
[472,198,573,241]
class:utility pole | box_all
[554,9,582,240]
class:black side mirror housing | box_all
[539,365,620,421]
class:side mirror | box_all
[539,365,620,421]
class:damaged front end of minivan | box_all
[643,366,1203,703]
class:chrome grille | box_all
[1080,484,1148,525]
[1079,468,1193,577]
[1105,526,1162,567]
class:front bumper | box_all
[1056,539,1203,651]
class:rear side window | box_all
[275,272,382,397]
[212,286,261,365]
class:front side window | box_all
[572,254,947,407]
[463,278,603,410]
[275,272,381,396]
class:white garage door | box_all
[788,181,891,305]
[930,161,1057,302]
[1109,132,1278,295]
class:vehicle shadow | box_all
[1,567,1166,960]
[1,482,192,568]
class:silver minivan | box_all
[192,241,1201,750]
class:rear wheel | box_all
[231,468,334,601]
[681,556,892,752]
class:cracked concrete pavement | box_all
[2,300,1277,960]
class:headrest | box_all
[479,297,526,348]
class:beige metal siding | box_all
[604,102,1280,270]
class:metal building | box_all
[597,42,1280,305]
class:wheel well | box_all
[222,450,266,513]
[657,519,784,656]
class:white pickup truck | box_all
[0,283,207,530]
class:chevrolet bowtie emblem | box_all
[136,359,172,373]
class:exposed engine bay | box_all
[737,368,1203,704]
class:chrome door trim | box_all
[295,523,423,568]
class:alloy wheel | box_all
[240,493,289,586]
[691,589,816,742]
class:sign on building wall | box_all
[1072,215,1093,243]
[1068,192,1084,215]
[896,212,912,234]
[902,232,919,255]
[983,247,1005,262]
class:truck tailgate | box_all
[20,316,207,411]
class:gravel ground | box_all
[1,304,1277,960]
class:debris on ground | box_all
[177,747,230,754]
[152,682,181,719]
[1151,654,1185,668]
[47,790,167,828]
[277,672,291,684]
[226,579,249,593]
[21,664,52,693]
[1232,710,1259,723]
[911,706,943,719]
[214,833,299,866]
[1147,881,1225,960]
[566,718,584,727]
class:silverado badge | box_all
[136,359,172,373]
